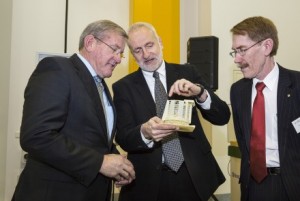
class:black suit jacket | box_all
[230,65,300,201]
[13,54,117,201]
[112,62,230,201]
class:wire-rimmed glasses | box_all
[93,35,125,59]
[229,39,265,58]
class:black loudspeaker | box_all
[187,36,218,91]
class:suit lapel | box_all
[133,64,181,116]
[241,80,253,152]
[277,66,293,157]
[165,63,180,93]
[134,69,157,116]
[70,54,109,142]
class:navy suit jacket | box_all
[230,65,300,201]
[113,62,230,201]
[13,54,117,201]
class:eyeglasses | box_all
[93,35,125,58]
[229,39,265,58]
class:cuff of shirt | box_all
[195,90,212,110]
[141,132,154,148]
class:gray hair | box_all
[127,22,160,49]
[79,19,127,50]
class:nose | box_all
[115,55,122,63]
[141,48,150,58]
[113,52,124,63]
[233,54,243,63]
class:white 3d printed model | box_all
[162,99,195,132]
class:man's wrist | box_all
[196,84,205,96]
[194,84,207,103]
[195,84,205,99]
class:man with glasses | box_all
[230,16,300,201]
[112,22,230,201]
[12,20,135,201]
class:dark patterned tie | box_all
[250,82,267,183]
[94,76,108,136]
[153,71,184,172]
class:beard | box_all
[138,52,163,72]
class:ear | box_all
[84,35,96,52]
[158,36,163,49]
[263,38,273,56]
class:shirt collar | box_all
[77,53,97,77]
[141,61,166,79]
[253,62,279,91]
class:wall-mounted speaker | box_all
[187,36,219,91]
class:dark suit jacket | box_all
[12,54,117,201]
[112,62,230,201]
[230,65,300,201]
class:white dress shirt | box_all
[252,63,280,167]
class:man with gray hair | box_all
[12,19,135,201]
[113,22,230,201]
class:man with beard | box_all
[230,16,300,201]
[112,22,230,201]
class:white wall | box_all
[180,0,199,64]
[0,0,12,200]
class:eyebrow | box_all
[232,44,248,50]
